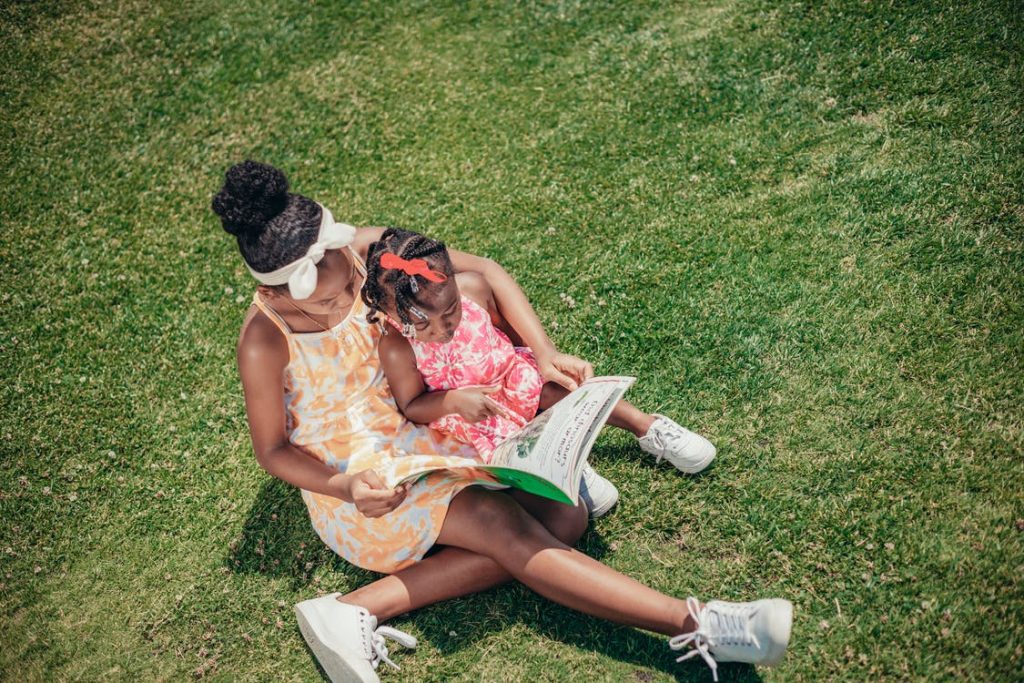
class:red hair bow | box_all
[380,253,448,283]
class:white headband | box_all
[246,204,357,300]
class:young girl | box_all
[214,161,791,683]
[361,227,717,513]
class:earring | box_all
[402,322,416,338]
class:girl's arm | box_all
[448,249,594,391]
[378,331,504,424]
[237,311,407,516]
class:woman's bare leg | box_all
[338,490,589,621]
[539,382,654,438]
[338,547,507,621]
[435,487,696,636]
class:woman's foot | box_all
[669,596,793,681]
[294,593,417,682]
[579,464,619,519]
[637,415,716,474]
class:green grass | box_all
[2,0,1022,680]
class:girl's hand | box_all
[538,352,594,392]
[347,469,410,518]
[449,386,507,423]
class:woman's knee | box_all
[507,490,588,545]
[453,488,536,541]
[544,503,588,545]
[484,493,537,538]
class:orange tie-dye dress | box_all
[250,254,483,574]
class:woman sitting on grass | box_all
[213,160,793,683]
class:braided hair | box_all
[361,228,454,328]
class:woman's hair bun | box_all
[211,160,290,238]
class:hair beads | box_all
[361,228,453,332]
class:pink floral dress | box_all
[403,294,545,460]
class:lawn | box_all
[1,0,1021,680]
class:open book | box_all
[385,376,636,505]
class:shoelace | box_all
[646,426,679,465]
[648,430,667,464]
[650,420,694,465]
[668,597,759,682]
[369,625,417,671]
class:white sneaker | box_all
[294,593,417,682]
[638,415,716,474]
[669,596,793,681]
[578,464,619,519]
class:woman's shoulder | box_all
[455,271,492,309]
[237,306,289,370]
[351,227,386,261]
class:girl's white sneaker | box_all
[294,593,417,683]
[669,596,793,681]
[637,415,716,474]
[579,464,619,519]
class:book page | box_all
[383,376,635,505]
[565,385,627,491]
[488,376,635,499]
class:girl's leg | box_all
[436,487,696,636]
[538,383,713,475]
[338,490,589,621]
[606,398,655,437]
[539,382,654,438]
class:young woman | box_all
[213,161,792,682]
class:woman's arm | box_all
[237,311,407,516]
[448,250,594,390]
[457,270,520,343]
[355,227,593,389]
[447,250,553,356]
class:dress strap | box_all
[251,249,364,336]
[251,292,294,337]
[348,245,368,277]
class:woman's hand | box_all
[538,352,594,392]
[448,386,508,423]
[347,469,410,518]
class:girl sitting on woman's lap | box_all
[360,227,717,516]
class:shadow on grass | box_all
[410,589,762,682]
[228,459,755,682]
[591,440,720,479]
[225,476,378,590]
[225,476,615,589]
